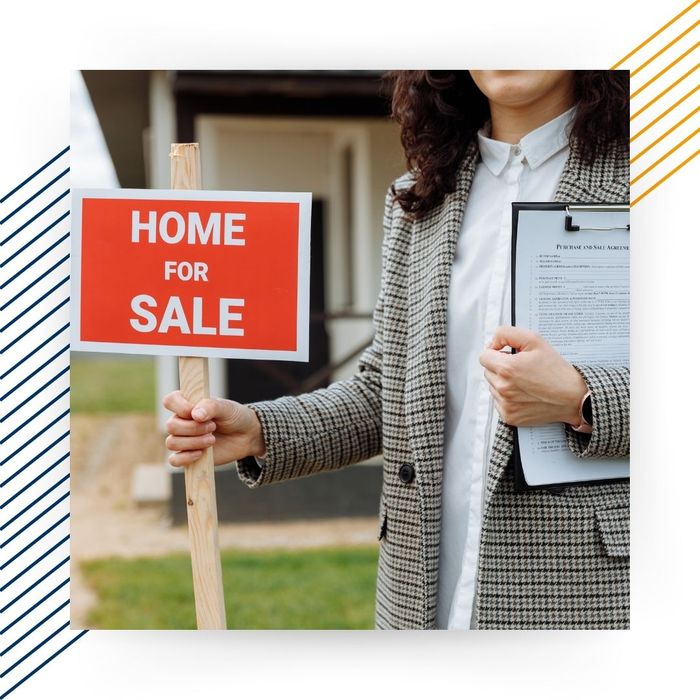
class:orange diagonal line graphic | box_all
[631,83,700,141]
[631,42,699,98]
[630,20,698,77]
[631,107,700,162]
[611,0,699,68]
[631,149,699,206]
[631,128,699,184]
[631,63,699,119]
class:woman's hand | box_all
[162,392,266,467]
[479,326,588,427]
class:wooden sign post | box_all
[170,143,227,630]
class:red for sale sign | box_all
[70,189,311,360]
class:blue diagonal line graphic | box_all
[4,393,69,442]
[2,365,69,415]
[1,190,69,246]
[1,492,69,547]
[1,534,70,591]
[2,475,70,530]
[0,600,70,657]
[1,533,70,592]
[0,212,69,269]
[0,621,70,678]
[0,325,69,380]
[0,168,69,225]
[0,409,70,465]
[0,452,68,495]
[0,557,69,612]
[0,578,69,632]
[0,630,88,699]
[2,489,68,551]
[0,298,69,354]
[0,145,81,698]
[0,147,69,204]
[1,431,69,487]
[0,514,70,569]
[1,254,69,310]
[1,233,70,289]
[1,353,69,406]
[0,276,69,332]
[1,387,69,433]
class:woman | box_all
[163,70,630,630]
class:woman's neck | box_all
[488,89,575,144]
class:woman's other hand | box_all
[479,325,588,427]
[162,392,266,467]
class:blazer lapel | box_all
[404,141,479,492]
[554,136,630,203]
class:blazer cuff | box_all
[236,455,265,487]
[234,403,280,488]
[564,364,630,459]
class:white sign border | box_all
[70,187,312,362]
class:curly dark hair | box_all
[385,70,629,217]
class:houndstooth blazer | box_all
[236,136,630,630]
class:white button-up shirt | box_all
[436,105,576,630]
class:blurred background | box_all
[69,70,405,629]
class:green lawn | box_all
[70,355,155,413]
[81,545,379,629]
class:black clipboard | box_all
[510,202,631,492]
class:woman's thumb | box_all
[191,398,230,423]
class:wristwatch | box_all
[570,391,593,434]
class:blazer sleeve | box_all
[235,187,396,488]
[564,364,630,458]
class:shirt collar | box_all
[477,104,576,176]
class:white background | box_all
[1,1,697,698]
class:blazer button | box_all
[398,463,415,484]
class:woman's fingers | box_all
[165,433,215,452]
[487,325,539,352]
[168,450,203,467]
[162,390,194,419]
[488,384,506,410]
[165,415,216,437]
[484,368,499,388]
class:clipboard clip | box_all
[564,206,630,232]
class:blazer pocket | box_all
[595,505,630,558]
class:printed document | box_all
[513,207,630,486]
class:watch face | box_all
[582,395,593,424]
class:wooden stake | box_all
[170,143,227,630]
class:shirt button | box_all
[398,463,415,484]
[512,145,522,156]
